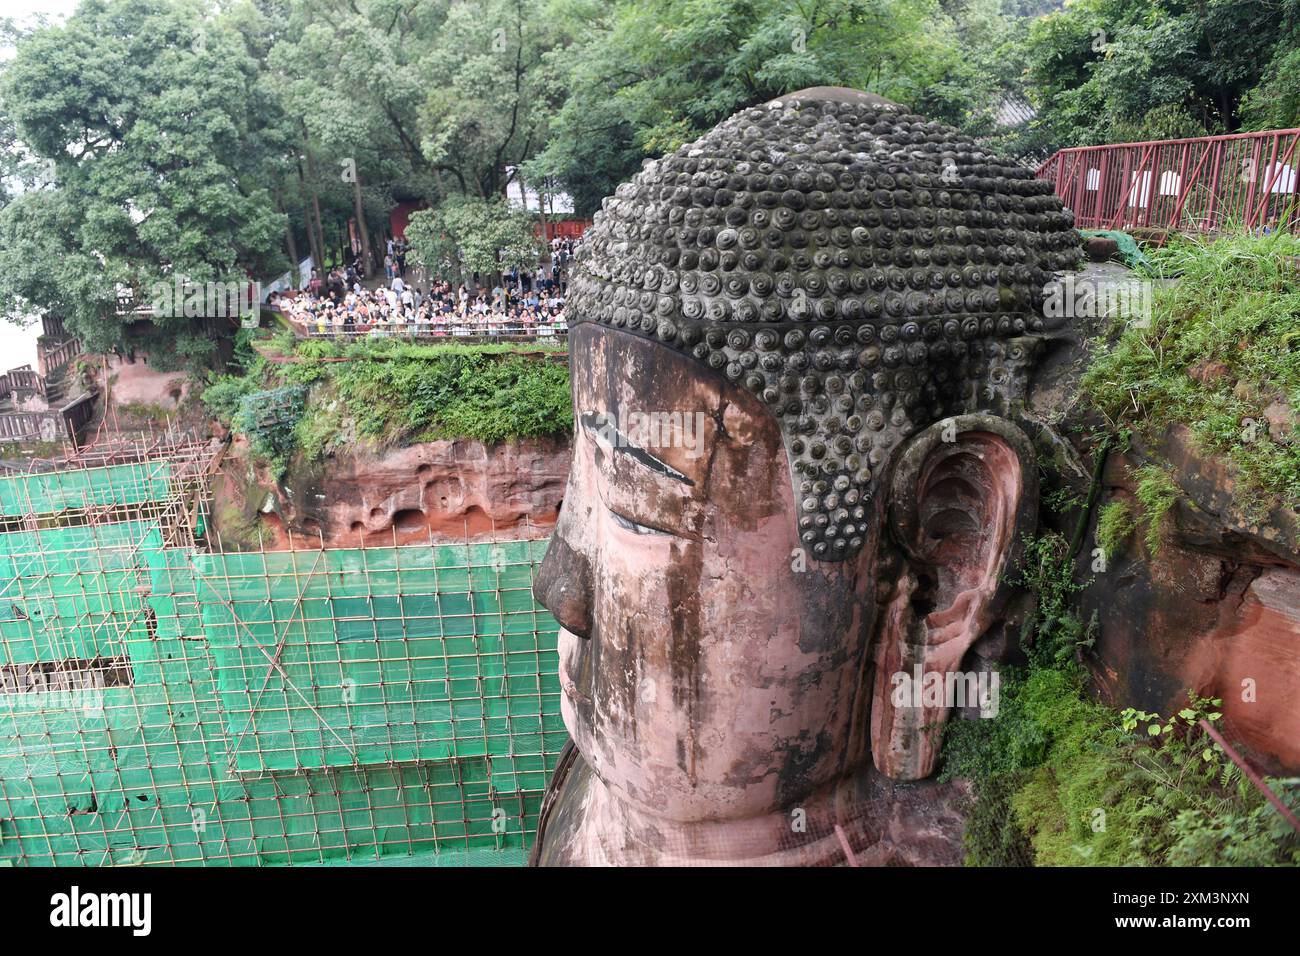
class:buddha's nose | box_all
[534,532,593,639]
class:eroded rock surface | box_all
[216,435,571,548]
[1081,427,1300,773]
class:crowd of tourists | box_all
[273,235,582,339]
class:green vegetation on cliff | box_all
[945,218,1300,869]
[202,334,571,477]
[1081,232,1300,512]
[1094,498,1136,561]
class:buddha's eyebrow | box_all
[579,411,694,485]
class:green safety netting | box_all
[0,521,163,664]
[0,464,566,867]
[0,460,173,518]
[191,542,562,778]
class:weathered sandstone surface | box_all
[216,434,572,549]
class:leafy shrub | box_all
[200,375,255,422]
[231,385,306,478]
[230,326,258,374]
[293,398,348,462]
[209,336,572,465]
[1014,532,1096,669]
[944,530,1299,867]
[1168,784,1300,867]
[330,348,571,446]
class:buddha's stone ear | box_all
[887,414,1038,601]
[871,414,1037,781]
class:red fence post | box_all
[1198,718,1300,836]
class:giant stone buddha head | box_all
[531,87,1078,866]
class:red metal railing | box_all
[1037,129,1300,234]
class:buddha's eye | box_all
[607,509,669,536]
[579,411,694,485]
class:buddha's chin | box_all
[533,750,890,866]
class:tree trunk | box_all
[373,228,387,278]
[277,193,300,286]
[536,176,550,252]
[296,159,323,274]
[284,222,301,286]
[301,141,328,272]
[302,201,321,274]
[350,168,374,276]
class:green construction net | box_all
[192,543,560,777]
[0,460,173,518]
[0,461,565,867]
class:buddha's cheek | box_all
[561,516,876,820]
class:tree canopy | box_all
[1021,0,1300,147]
[405,196,539,284]
[0,0,286,356]
[1,0,1297,362]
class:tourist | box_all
[274,234,583,341]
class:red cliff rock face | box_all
[1026,289,1300,777]
[1082,426,1300,774]
[222,435,572,549]
[98,354,193,410]
[1182,569,1300,770]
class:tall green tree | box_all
[406,197,539,286]
[417,0,561,201]
[1020,0,1300,148]
[0,0,286,359]
[266,0,447,273]
[530,0,986,215]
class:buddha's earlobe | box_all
[870,415,1038,780]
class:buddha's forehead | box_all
[566,88,1079,561]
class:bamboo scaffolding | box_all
[0,438,561,866]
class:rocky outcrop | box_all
[1081,427,1300,774]
[97,353,194,411]
[1013,261,1300,780]
[1021,268,1300,775]
[217,434,572,549]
